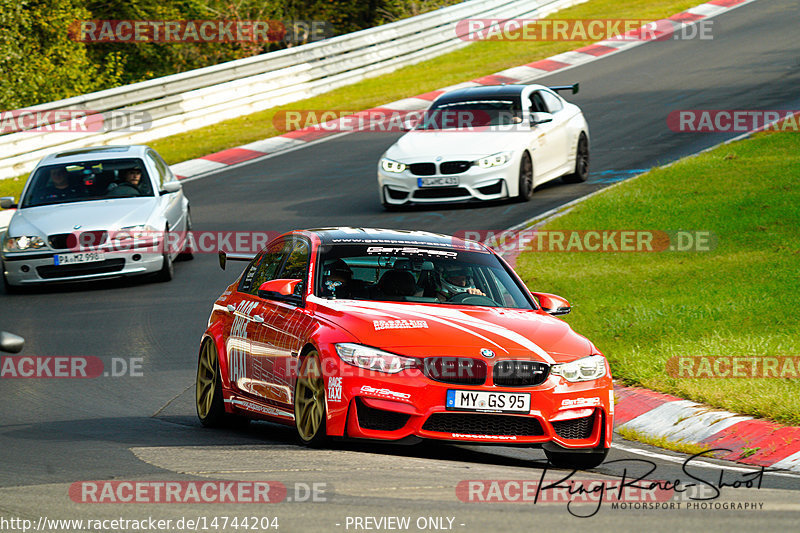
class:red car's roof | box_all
[297,227,483,251]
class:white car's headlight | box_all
[113,225,157,241]
[380,158,407,173]
[476,151,512,168]
[3,235,46,252]
[335,343,417,374]
[551,356,607,382]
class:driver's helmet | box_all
[323,259,352,297]
[438,262,474,297]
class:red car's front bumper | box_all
[323,356,614,450]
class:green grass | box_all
[516,130,800,425]
[739,447,760,459]
[0,0,697,206]
[618,427,712,456]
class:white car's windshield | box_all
[417,98,524,130]
[317,244,533,309]
[21,159,154,208]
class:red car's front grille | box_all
[355,398,410,431]
[492,360,550,387]
[422,413,544,436]
[420,357,487,385]
[551,412,596,439]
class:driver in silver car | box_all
[107,167,146,196]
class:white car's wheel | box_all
[517,152,534,201]
[563,133,589,183]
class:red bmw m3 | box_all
[196,228,613,468]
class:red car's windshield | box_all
[316,244,533,309]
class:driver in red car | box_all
[436,262,485,300]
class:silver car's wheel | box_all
[156,226,174,282]
[177,211,194,261]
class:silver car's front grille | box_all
[48,231,107,250]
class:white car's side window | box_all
[529,91,548,113]
[540,90,564,113]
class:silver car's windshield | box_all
[21,159,154,208]
[316,244,533,309]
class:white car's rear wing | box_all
[548,83,579,95]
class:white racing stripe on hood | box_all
[320,299,556,364]
[311,296,406,320]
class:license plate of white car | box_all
[446,390,530,413]
[54,252,105,265]
[418,176,459,187]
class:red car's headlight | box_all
[335,343,417,374]
[551,355,607,382]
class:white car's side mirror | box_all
[530,112,554,125]
[0,196,16,209]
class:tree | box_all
[0,0,122,108]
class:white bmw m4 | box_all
[377,84,589,208]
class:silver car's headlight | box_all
[3,235,46,252]
[335,343,417,374]
[551,356,607,382]
[476,151,512,168]
[380,158,407,173]
[113,225,157,241]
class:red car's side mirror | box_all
[531,292,571,316]
[258,279,302,300]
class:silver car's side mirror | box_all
[161,182,182,194]
[530,112,554,125]
[0,196,16,209]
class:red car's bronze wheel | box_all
[196,339,223,426]
[294,351,327,445]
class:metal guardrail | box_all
[0,0,584,180]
